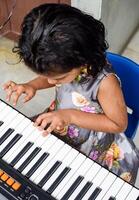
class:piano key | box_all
[0,121,4,126]
[18,147,41,172]
[10,142,34,166]
[53,153,86,198]
[38,161,62,187]
[47,167,71,194]
[63,158,94,200]
[0,116,29,154]
[108,197,116,200]
[102,177,125,200]
[68,162,101,200]
[0,110,20,138]
[0,128,14,145]
[61,176,84,200]
[33,139,64,184]
[22,150,49,176]
[44,148,79,192]
[115,182,133,200]
[58,158,93,200]
[0,104,13,121]
[23,142,70,178]
[0,100,7,110]
[39,144,71,190]
[3,121,35,163]
[74,181,93,200]
[25,152,49,178]
[0,109,18,133]
[8,129,42,166]
[88,187,102,200]
[81,167,109,200]
[0,113,25,140]
[94,172,116,200]
[125,187,139,200]
[14,131,48,169]
[0,134,22,157]
[29,135,58,182]
[14,143,40,169]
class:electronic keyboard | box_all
[0,99,138,200]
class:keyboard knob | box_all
[29,195,39,200]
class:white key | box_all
[29,135,58,182]
[42,148,79,191]
[33,139,65,184]
[68,161,101,200]
[0,117,29,153]
[60,158,93,200]
[53,153,86,198]
[95,172,116,200]
[8,123,35,163]
[0,105,13,121]
[125,187,139,200]
[21,134,51,175]
[115,182,133,200]
[0,113,25,138]
[0,101,7,111]
[3,121,34,162]
[82,167,109,200]
[22,150,46,175]
[0,110,20,135]
[13,129,41,169]
[102,177,125,200]
[16,132,50,170]
[42,144,72,191]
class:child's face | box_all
[46,68,81,85]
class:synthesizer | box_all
[0,99,138,200]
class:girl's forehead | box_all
[46,68,80,79]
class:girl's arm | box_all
[70,74,128,133]
[27,75,55,90]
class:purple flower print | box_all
[89,150,99,160]
[81,106,96,113]
[67,126,79,138]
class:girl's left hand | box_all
[34,109,72,136]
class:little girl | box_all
[3,3,139,185]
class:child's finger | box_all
[39,119,48,130]
[45,121,57,134]
[3,81,16,90]
[12,91,23,106]
[34,113,50,126]
[6,87,13,101]
[23,94,33,103]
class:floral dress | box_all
[48,65,139,185]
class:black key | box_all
[74,181,93,200]
[61,176,84,200]
[0,134,22,158]
[88,187,102,200]
[108,197,116,200]
[26,152,49,178]
[0,128,14,145]
[10,142,34,167]
[0,121,4,126]
[47,167,71,194]
[38,161,62,187]
[18,147,41,172]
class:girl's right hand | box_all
[3,81,36,106]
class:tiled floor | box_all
[0,31,139,188]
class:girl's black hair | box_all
[15,3,109,77]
